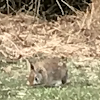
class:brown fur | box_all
[27,57,68,86]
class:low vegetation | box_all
[0,0,100,99]
[0,57,100,100]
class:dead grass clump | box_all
[0,0,100,61]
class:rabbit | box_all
[27,57,68,87]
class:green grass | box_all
[0,58,100,100]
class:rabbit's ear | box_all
[30,63,35,70]
[38,69,43,73]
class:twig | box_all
[0,50,8,57]
[35,0,38,16]
[61,0,77,14]
[6,0,16,14]
[6,0,9,14]
[9,5,16,13]
[37,0,41,16]
[3,36,19,52]
[56,0,64,15]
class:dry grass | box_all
[0,0,100,60]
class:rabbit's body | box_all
[27,57,68,87]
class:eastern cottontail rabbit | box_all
[27,57,68,87]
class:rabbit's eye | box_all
[35,77,38,82]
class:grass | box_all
[0,1,100,100]
[0,57,100,100]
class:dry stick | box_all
[17,5,26,13]
[0,4,6,11]
[56,0,64,15]
[27,0,34,13]
[61,0,77,14]
[87,2,94,29]
[37,0,41,16]
[0,50,8,58]
[29,0,34,5]
[83,0,90,5]
[18,0,21,8]
[9,5,16,13]
[10,0,16,9]
[45,3,57,14]
[3,36,19,52]
[6,0,9,14]
[6,0,16,14]
[35,0,38,16]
